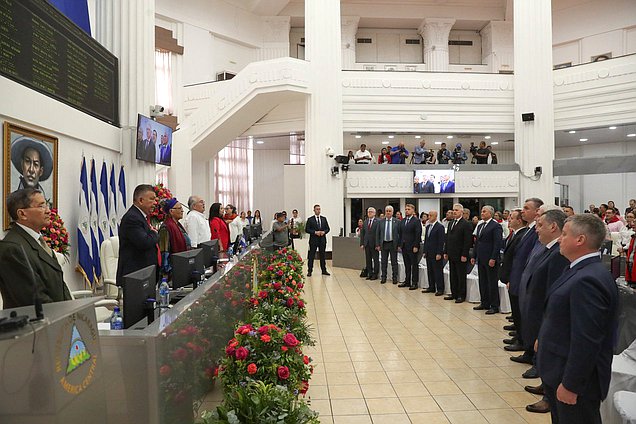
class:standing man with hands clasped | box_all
[472,205,503,314]
[422,210,445,295]
[398,204,422,290]
[536,214,618,424]
[360,207,380,281]
[444,203,473,303]
[376,205,401,285]
[305,204,330,277]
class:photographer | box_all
[425,149,436,164]
[469,142,478,164]
[451,143,468,164]
[474,141,489,164]
[437,143,452,164]
[390,142,409,164]
[412,140,431,164]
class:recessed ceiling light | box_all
[568,130,576,134]
[256,140,265,144]
[355,135,362,139]
[434,142,442,145]
[491,142,499,145]
[579,138,588,142]
[382,141,390,145]
[446,135,453,139]
[628,133,636,137]
[415,135,421,139]
[609,126,617,130]
[484,136,491,140]
[388,135,394,139]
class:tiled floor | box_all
[201,263,552,424]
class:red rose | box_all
[228,338,239,347]
[260,334,271,343]
[297,300,305,309]
[235,346,249,360]
[277,366,290,380]
[286,298,294,307]
[171,348,188,361]
[258,291,268,299]
[281,346,288,352]
[303,355,310,365]
[283,333,299,347]
[300,380,309,395]
[258,325,270,335]
[247,363,257,375]
[159,364,172,376]
[225,345,236,357]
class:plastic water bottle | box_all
[159,277,170,308]
[110,307,123,330]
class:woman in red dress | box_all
[209,202,230,251]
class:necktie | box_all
[427,224,432,237]
[146,216,162,267]
[317,216,321,229]
[386,219,392,241]
[526,241,546,269]
[477,222,484,237]
[505,230,514,247]
[368,219,372,230]
[39,235,54,257]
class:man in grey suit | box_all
[376,205,401,284]
[360,207,380,280]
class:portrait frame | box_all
[3,122,58,230]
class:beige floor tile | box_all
[318,415,334,424]
[356,371,391,385]
[466,393,511,410]
[365,397,405,414]
[386,370,422,383]
[323,351,352,362]
[326,372,358,385]
[513,407,552,424]
[444,410,489,424]
[329,384,364,399]
[498,391,542,408]
[483,378,524,392]
[311,373,328,385]
[306,384,329,400]
[480,408,527,424]
[324,361,355,373]
[392,381,429,397]
[472,367,509,380]
[400,395,442,413]
[354,361,385,372]
[333,415,372,424]
[408,412,451,424]
[433,394,476,411]
[307,399,332,417]
[360,383,397,398]
[455,379,495,394]
[424,381,462,395]
[349,351,379,361]
[348,343,375,352]
[381,360,413,371]
[369,414,412,424]
[322,344,350,353]
[374,350,406,361]
[331,398,369,416]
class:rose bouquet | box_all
[148,183,173,226]
[41,208,70,257]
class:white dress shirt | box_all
[354,149,372,164]
[184,210,211,247]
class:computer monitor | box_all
[199,239,219,268]
[171,248,204,289]
[122,265,157,329]
[243,223,262,242]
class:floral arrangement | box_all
[149,183,173,225]
[41,208,70,257]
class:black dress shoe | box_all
[503,324,516,331]
[522,366,539,379]
[380,279,387,284]
[510,354,533,365]
[485,308,499,315]
[398,282,409,288]
[435,291,444,296]
[307,271,312,277]
[524,385,544,395]
[504,343,525,352]
[366,275,372,280]
[444,295,454,300]
[455,297,464,303]
[392,279,398,285]
[424,288,436,293]
[505,314,512,319]
[509,331,517,337]
[525,399,550,413]
[503,338,517,345]
[322,271,330,276]
[473,305,487,310]
[409,286,418,290]
[507,316,514,322]
[369,275,378,281]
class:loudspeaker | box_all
[522,113,535,122]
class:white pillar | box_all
[514,0,555,203]
[305,0,344,250]
[95,0,156,198]
[418,18,455,72]
[480,21,514,73]
[258,16,291,61]
[341,16,360,69]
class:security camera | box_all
[325,147,335,158]
[150,105,165,118]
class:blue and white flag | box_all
[98,161,110,246]
[108,163,118,236]
[76,157,94,287]
[89,159,102,281]
[117,166,127,230]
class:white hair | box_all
[385,205,394,212]
[367,207,376,213]
[452,203,464,211]
[482,205,495,215]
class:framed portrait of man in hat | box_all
[3,122,58,230]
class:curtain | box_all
[155,50,173,115]
[214,138,253,214]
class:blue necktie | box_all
[385,219,391,242]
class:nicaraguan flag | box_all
[117,166,127,231]
[108,163,118,236]
[76,157,94,287]
[89,159,102,281]
[98,161,110,246]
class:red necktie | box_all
[146,216,162,267]
[368,219,372,229]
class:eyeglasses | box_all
[23,203,49,210]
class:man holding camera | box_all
[452,143,468,164]
[390,142,409,164]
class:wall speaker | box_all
[522,113,535,122]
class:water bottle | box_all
[110,307,123,330]
[159,277,170,308]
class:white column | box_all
[95,0,156,198]
[341,16,360,69]
[418,18,455,72]
[305,0,344,250]
[258,16,291,61]
[480,21,513,73]
[514,0,555,203]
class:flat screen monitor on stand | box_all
[171,248,205,290]
[122,265,157,329]
[199,239,219,272]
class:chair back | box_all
[100,236,120,298]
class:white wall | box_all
[252,149,289,230]
[449,30,483,65]
[355,28,423,64]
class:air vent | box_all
[449,40,473,46]
[405,39,420,45]
[357,38,373,44]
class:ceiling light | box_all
[628,134,636,137]
[388,135,394,139]
[491,142,498,145]
[568,130,576,134]
[382,141,390,145]
[355,135,362,139]
[446,135,453,139]
[415,135,421,139]
[256,140,264,144]
[434,141,442,145]
[579,138,588,142]
[609,126,617,130]
[484,136,491,140]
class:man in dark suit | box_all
[399,204,422,290]
[0,189,71,308]
[360,207,380,281]
[499,210,529,348]
[472,205,503,314]
[158,133,172,165]
[305,204,330,276]
[422,210,445,295]
[537,214,618,424]
[439,175,455,193]
[444,203,473,303]
[376,205,401,284]
[422,175,435,193]
[116,184,161,286]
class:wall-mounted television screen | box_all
[135,114,173,166]
[413,169,455,194]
